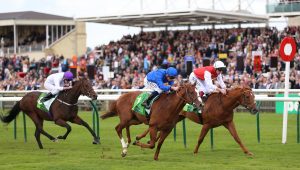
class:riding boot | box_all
[40,93,54,103]
[142,91,159,109]
[201,94,208,103]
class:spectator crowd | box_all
[1,26,300,91]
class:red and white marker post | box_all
[279,37,297,144]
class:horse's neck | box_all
[168,91,187,113]
[223,89,243,110]
[58,84,81,103]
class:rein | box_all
[175,85,197,105]
[57,80,81,107]
[57,98,78,106]
[237,89,253,110]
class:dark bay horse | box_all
[0,78,99,149]
[179,85,258,155]
[101,83,201,160]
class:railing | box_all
[1,44,45,55]
[267,1,300,13]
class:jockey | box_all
[40,71,74,102]
[189,60,227,103]
[142,67,179,109]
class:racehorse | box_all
[0,77,99,149]
[179,85,258,155]
[100,82,201,160]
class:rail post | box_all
[90,100,100,139]
[256,101,262,143]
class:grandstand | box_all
[0,11,86,59]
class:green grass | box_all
[0,112,299,170]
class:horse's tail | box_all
[101,101,117,119]
[0,101,21,123]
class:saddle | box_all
[37,93,57,113]
[132,92,160,119]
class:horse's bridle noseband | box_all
[59,81,95,106]
[239,89,254,110]
[176,85,198,106]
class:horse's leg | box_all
[134,126,157,149]
[125,126,131,147]
[153,128,172,161]
[133,129,160,145]
[115,123,128,157]
[54,119,71,140]
[135,128,149,141]
[70,116,100,144]
[223,121,253,156]
[34,125,43,149]
[38,120,57,141]
[193,124,210,154]
[29,113,56,149]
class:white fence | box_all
[0,89,299,102]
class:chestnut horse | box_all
[0,78,99,149]
[179,85,258,155]
[101,83,201,160]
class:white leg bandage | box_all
[121,138,127,148]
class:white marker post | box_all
[279,37,297,144]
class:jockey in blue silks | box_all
[142,67,179,109]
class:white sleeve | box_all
[204,71,217,93]
[217,74,226,89]
[54,77,64,91]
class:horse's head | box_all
[177,82,201,109]
[74,78,98,100]
[238,86,258,115]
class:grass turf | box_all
[0,112,299,170]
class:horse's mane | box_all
[228,85,252,91]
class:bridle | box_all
[58,80,95,106]
[176,85,198,105]
[238,89,254,110]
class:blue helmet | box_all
[166,67,178,77]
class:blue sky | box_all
[0,0,273,48]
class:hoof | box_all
[52,138,59,142]
[132,141,137,145]
[121,149,127,157]
[246,152,254,156]
[93,138,100,144]
[57,136,65,140]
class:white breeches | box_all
[144,77,163,94]
[189,72,210,94]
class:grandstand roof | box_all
[0,11,75,26]
[77,8,269,27]
[0,11,72,20]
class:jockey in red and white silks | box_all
[189,61,227,98]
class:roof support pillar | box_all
[46,25,49,48]
[56,25,58,41]
[51,25,54,45]
[13,23,17,54]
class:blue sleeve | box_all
[148,69,171,91]
[157,80,171,91]
[169,80,174,86]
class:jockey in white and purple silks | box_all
[41,71,74,102]
[142,67,179,108]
